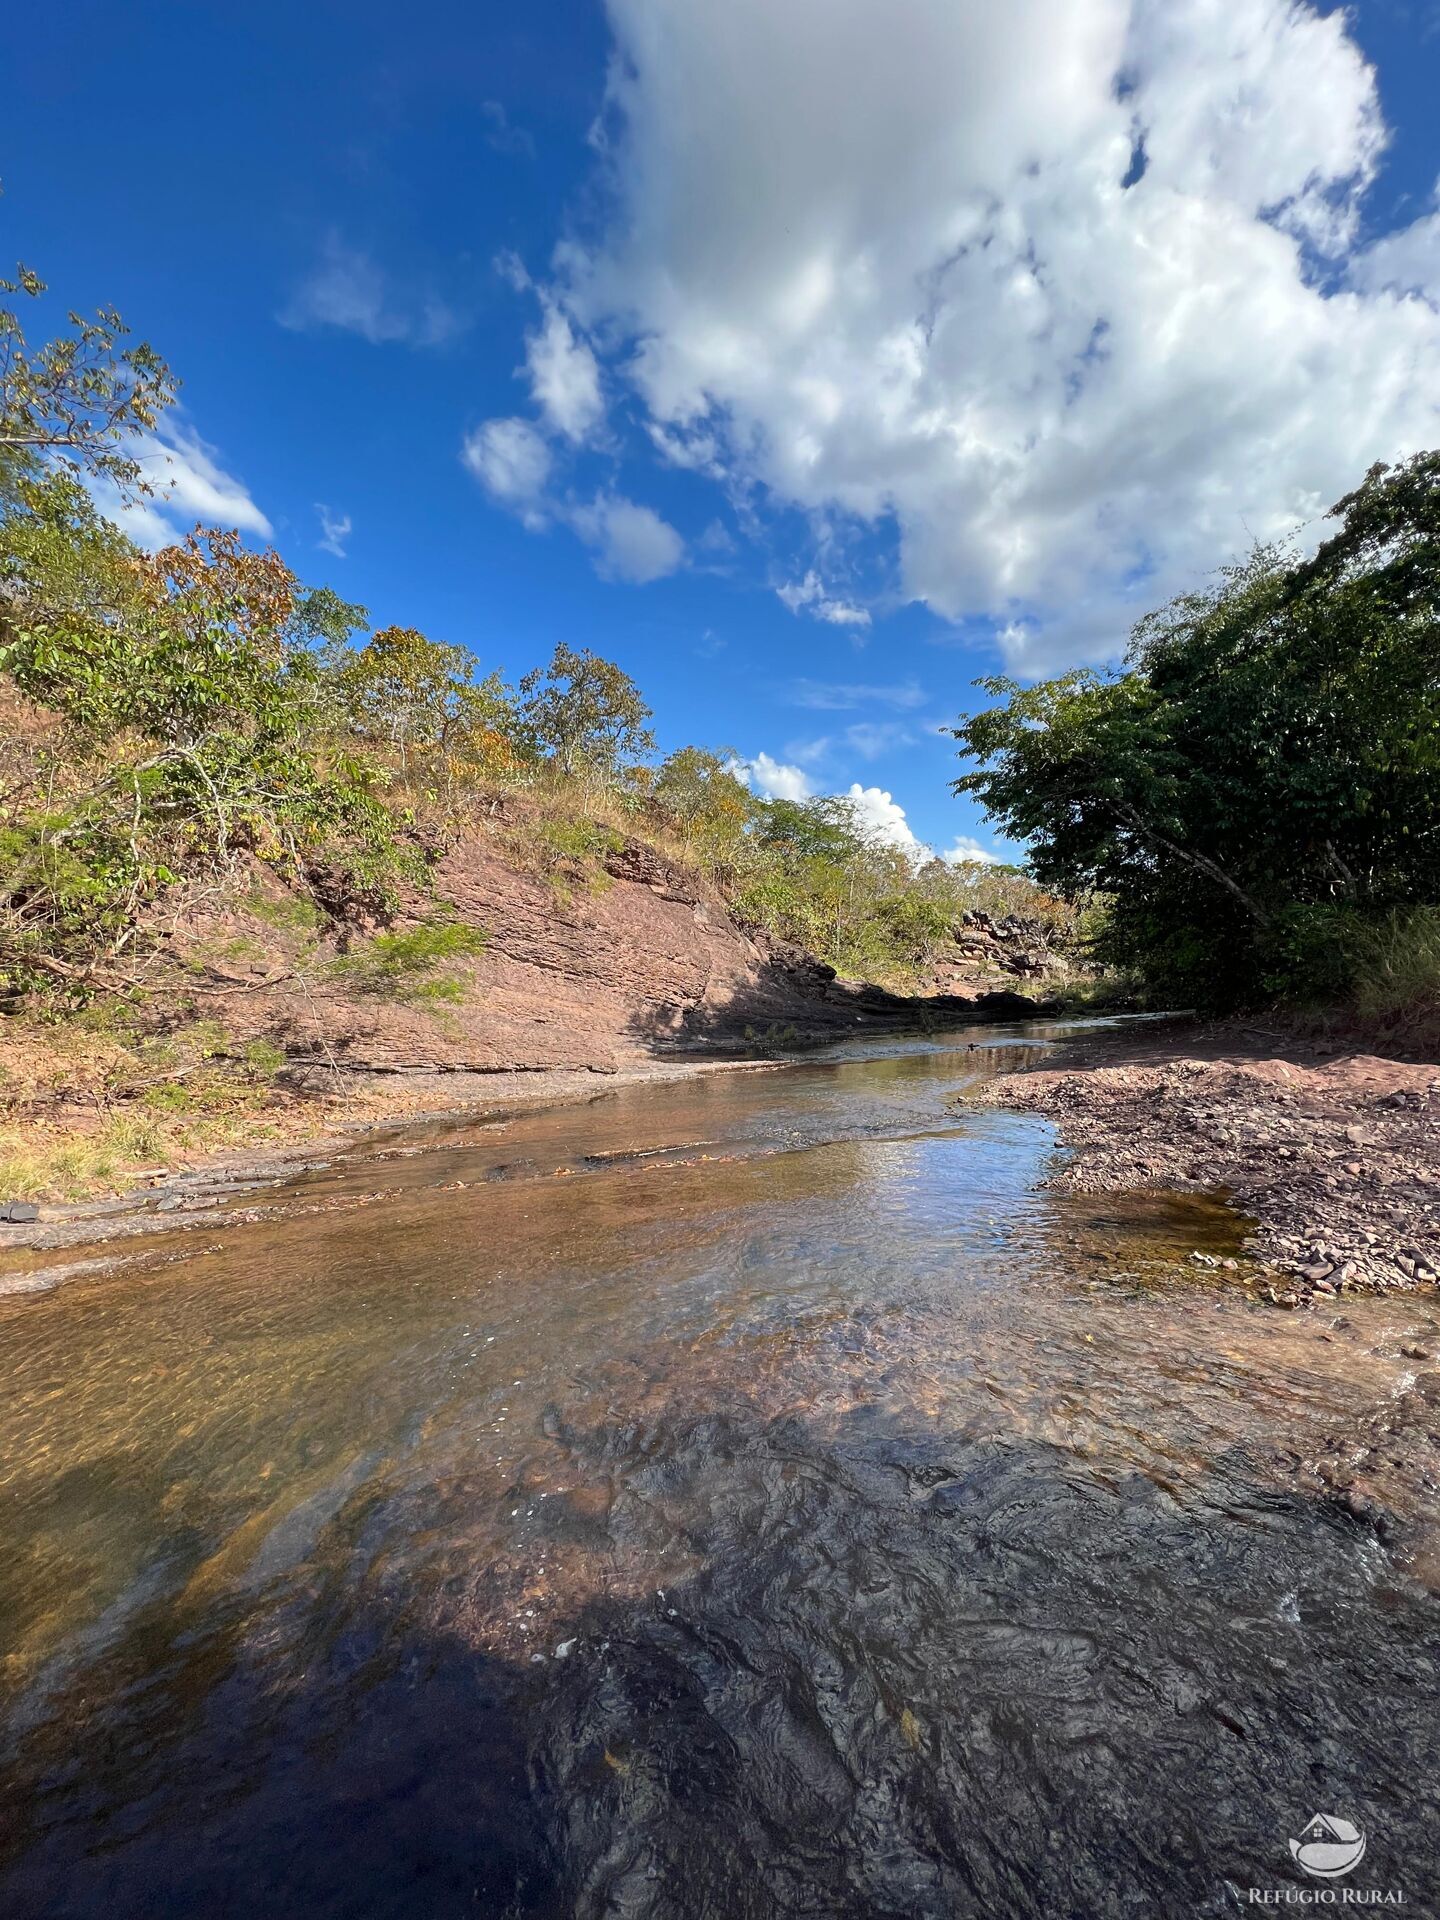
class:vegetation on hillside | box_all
[954,451,1440,1027]
[0,267,1071,1028]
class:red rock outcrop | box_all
[178,830,1030,1080]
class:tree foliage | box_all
[0,262,1077,1007]
[0,490,412,992]
[0,264,177,499]
[953,451,1440,1006]
[334,625,530,793]
[519,642,654,780]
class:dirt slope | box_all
[171,831,1033,1083]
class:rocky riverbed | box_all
[971,1024,1440,1308]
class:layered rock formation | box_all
[181,832,1047,1082]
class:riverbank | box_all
[0,1054,788,1264]
[969,1020,1440,1307]
[0,821,1063,1223]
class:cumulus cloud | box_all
[280,234,461,347]
[526,299,605,442]
[1349,188,1440,300]
[461,416,553,528]
[315,504,351,558]
[95,423,272,550]
[738,753,816,802]
[557,0,1440,670]
[567,492,686,582]
[943,836,1004,868]
[844,782,921,855]
[461,416,683,581]
[776,571,871,628]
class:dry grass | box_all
[1347,908,1440,1053]
[0,996,303,1201]
[0,1101,296,1202]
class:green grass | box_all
[1346,907,1440,1046]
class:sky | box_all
[7,0,1440,862]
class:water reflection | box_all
[1,1031,1437,1917]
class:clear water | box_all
[1,1029,1437,1917]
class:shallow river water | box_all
[1,1028,1438,1918]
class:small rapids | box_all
[1,1029,1437,1917]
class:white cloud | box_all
[315,504,352,558]
[844,720,912,759]
[95,423,272,549]
[556,0,1440,670]
[943,836,1004,868]
[481,99,535,158]
[776,570,871,628]
[1349,186,1440,301]
[739,753,816,801]
[461,417,553,529]
[494,249,533,294]
[526,299,605,442]
[280,234,460,347]
[567,492,685,582]
[844,782,921,854]
[788,677,927,712]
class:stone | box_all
[0,1201,39,1223]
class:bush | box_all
[1346,908,1440,1041]
[326,917,488,1004]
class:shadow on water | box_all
[618,949,1040,1056]
[2,1397,1437,1919]
[1,1030,1438,1917]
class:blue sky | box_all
[8,0,1440,859]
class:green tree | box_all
[0,500,410,995]
[651,747,752,834]
[335,624,528,789]
[519,642,654,781]
[753,795,867,865]
[1,264,177,499]
[952,451,1440,1006]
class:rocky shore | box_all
[973,1024,1440,1308]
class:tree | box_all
[335,625,528,788]
[951,451,1440,1005]
[1,265,178,499]
[753,795,867,865]
[651,747,752,833]
[0,500,409,994]
[518,642,654,781]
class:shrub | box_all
[326,916,487,1004]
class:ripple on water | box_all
[0,1033,1437,1918]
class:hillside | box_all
[0,810,1065,1205]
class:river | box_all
[1,1027,1437,1916]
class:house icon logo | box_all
[1289,1814,1367,1880]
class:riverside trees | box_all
[1,268,1067,1005]
[953,451,1440,1011]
